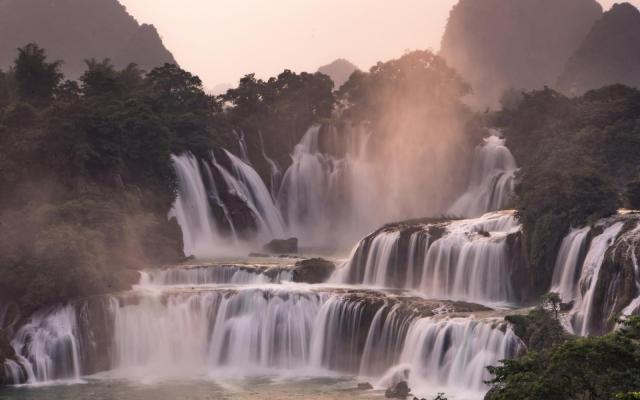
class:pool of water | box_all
[0,377,385,400]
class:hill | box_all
[0,0,176,78]
[317,58,359,89]
[440,0,602,107]
[558,2,640,95]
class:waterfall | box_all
[277,125,344,245]
[335,211,520,305]
[169,154,232,258]
[9,306,82,383]
[169,149,285,257]
[570,222,624,335]
[379,318,522,395]
[449,134,517,218]
[258,130,282,200]
[139,265,294,286]
[233,129,251,164]
[5,285,521,397]
[550,227,590,302]
[210,149,285,239]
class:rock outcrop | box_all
[263,238,298,254]
[292,258,336,283]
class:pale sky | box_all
[118,0,640,91]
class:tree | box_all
[14,43,63,103]
[541,292,562,320]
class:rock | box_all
[385,381,411,399]
[248,252,270,258]
[292,258,336,284]
[357,382,373,390]
[263,238,298,254]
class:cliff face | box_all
[558,3,640,95]
[0,0,176,78]
[440,0,602,107]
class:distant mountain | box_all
[0,0,176,78]
[317,58,359,89]
[558,2,640,95]
[440,0,602,107]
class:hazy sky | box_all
[118,0,640,90]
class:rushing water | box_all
[448,134,517,218]
[3,254,522,399]
[335,210,520,305]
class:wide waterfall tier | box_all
[169,149,285,257]
[3,284,521,397]
[449,134,518,218]
[334,210,524,305]
[550,211,640,335]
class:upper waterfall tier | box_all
[334,210,525,305]
[3,284,521,398]
[448,133,518,218]
[169,149,285,257]
[550,211,640,335]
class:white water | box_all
[258,130,282,201]
[550,227,590,302]
[139,265,293,286]
[9,306,81,383]
[5,279,521,399]
[169,154,233,257]
[169,150,285,257]
[335,211,520,305]
[449,134,517,218]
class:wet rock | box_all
[263,238,298,254]
[248,252,270,258]
[385,381,411,399]
[357,382,373,390]
[292,258,336,283]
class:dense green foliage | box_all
[486,316,640,399]
[0,44,337,314]
[495,85,640,293]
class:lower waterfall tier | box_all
[3,285,522,397]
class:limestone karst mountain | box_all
[440,0,602,107]
[0,0,177,78]
[558,2,640,95]
[317,58,359,89]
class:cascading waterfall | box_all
[378,318,522,395]
[4,280,522,398]
[139,265,294,286]
[9,306,81,383]
[549,213,640,335]
[169,149,285,257]
[233,129,251,164]
[169,153,232,258]
[449,133,517,218]
[210,149,285,239]
[276,125,346,245]
[335,211,520,305]
[550,227,590,302]
[570,222,624,336]
[258,130,282,200]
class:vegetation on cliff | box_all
[486,315,640,399]
[495,85,640,293]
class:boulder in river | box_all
[357,382,373,390]
[385,381,411,398]
[292,258,336,283]
[263,238,298,254]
